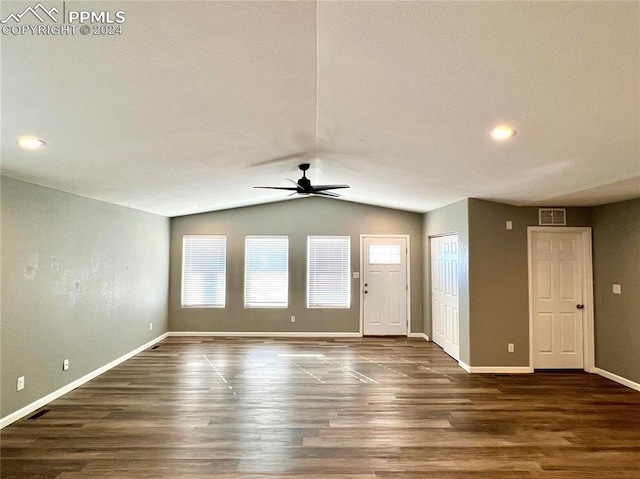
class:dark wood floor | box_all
[2,337,639,478]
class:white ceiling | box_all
[2,1,639,217]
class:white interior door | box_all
[362,236,408,336]
[431,235,460,360]
[531,231,584,369]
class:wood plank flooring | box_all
[2,337,639,478]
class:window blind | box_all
[307,236,350,308]
[182,235,226,307]
[245,236,289,307]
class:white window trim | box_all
[181,235,227,308]
[244,235,289,308]
[307,235,351,309]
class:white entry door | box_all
[530,230,585,369]
[362,236,408,336]
[431,235,460,360]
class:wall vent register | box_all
[538,208,566,226]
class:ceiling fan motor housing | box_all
[298,177,312,191]
[254,162,349,197]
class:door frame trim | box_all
[527,227,595,372]
[429,233,460,360]
[359,234,411,336]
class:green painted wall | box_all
[423,199,470,364]
[0,177,170,419]
[467,199,592,367]
[423,198,593,367]
[592,198,640,383]
[169,197,423,334]
[2,173,636,424]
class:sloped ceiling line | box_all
[1,1,638,216]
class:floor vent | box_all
[28,409,51,420]
[150,345,160,350]
[539,208,566,226]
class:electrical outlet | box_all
[17,376,25,391]
[508,343,515,353]
[290,315,295,323]
[612,284,621,295]
[63,359,69,370]
[149,322,153,331]
[506,221,513,230]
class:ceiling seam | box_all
[315,0,319,175]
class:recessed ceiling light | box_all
[191,205,200,210]
[18,136,46,150]
[490,126,516,141]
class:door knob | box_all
[576,304,584,309]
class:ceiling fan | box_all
[254,163,350,197]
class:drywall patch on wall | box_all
[24,254,39,280]
[1,176,171,419]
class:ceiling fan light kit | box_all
[255,163,350,198]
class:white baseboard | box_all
[0,333,169,429]
[168,331,362,338]
[458,360,471,372]
[458,360,532,374]
[408,333,430,341]
[170,332,430,340]
[594,367,640,392]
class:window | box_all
[307,236,350,308]
[182,235,226,307]
[369,244,401,264]
[245,236,289,307]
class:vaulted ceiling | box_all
[2,1,639,217]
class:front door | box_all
[530,230,585,369]
[362,236,408,336]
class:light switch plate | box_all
[612,284,621,294]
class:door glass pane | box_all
[369,244,401,264]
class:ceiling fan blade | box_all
[310,184,350,191]
[312,190,341,198]
[254,163,348,198]
[254,186,299,191]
